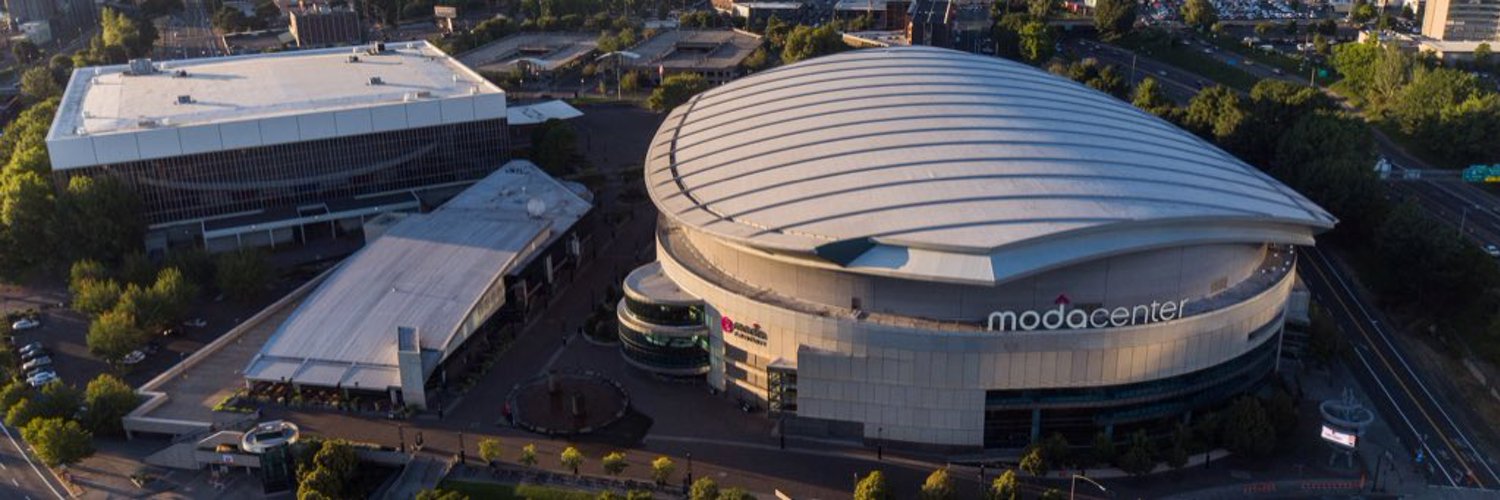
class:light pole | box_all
[1460,206,1470,235]
[593,51,641,100]
[1070,474,1109,500]
[877,427,883,460]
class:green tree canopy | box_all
[58,176,144,265]
[1181,0,1217,30]
[1132,77,1175,118]
[781,24,847,64]
[73,278,123,317]
[83,374,139,436]
[602,451,629,475]
[216,250,269,302]
[20,67,61,102]
[87,308,144,363]
[689,477,719,500]
[1018,21,1053,64]
[853,470,889,500]
[22,417,94,467]
[1222,397,1276,458]
[919,467,954,500]
[1116,429,1157,476]
[651,455,675,484]
[560,446,584,474]
[1093,0,1136,42]
[478,437,502,464]
[988,469,1019,500]
[647,73,711,112]
[1183,85,1247,150]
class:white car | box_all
[1486,244,1500,258]
[11,318,39,330]
[21,357,52,372]
[26,371,57,388]
[183,318,207,328]
[121,350,146,365]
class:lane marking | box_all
[0,423,64,499]
[1305,249,1484,487]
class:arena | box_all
[616,46,1335,450]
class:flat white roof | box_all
[244,160,591,390]
[46,41,506,170]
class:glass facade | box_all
[624,295,703,326]
[55,119,509,226]
[618,322,710,373]
[983,325,1282,447]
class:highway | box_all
[1300,246,1500,489]
[1076,36,1500,491]
[157,0,225,60]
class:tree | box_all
[1116,429,1156,476]
[1093,0,1136,42]
[478,437,502,465]
[416,489,469,500]
[1018,21,1053,64]
[1132,77,1175,118]
[1271,112,1382,234]
[69,259,109,293]
[781,24,846,64]
[73,279,123,317]
[531,119,579,174]
[1183,85,1247,150]
[919,467,954,500]
[1165,424,1191,469]
[1,172,58,272]
[520,444,538,467]
[648,73,711,112]
[35,382,82,422]
[988,469,1019,500]
[0,380,28,411]
[1285,20,1299,35]
[1222,397,1276,458]
[1254,21,1274,36]
[11,40,40,64]
[1313,33,1330,55]
[717,488,753,500]
[1475,43,1493,69]
[1181,0,1217,30]
[100,8,157,59]
[853,470,889,500]
[87,308,144,363]
[689,477,719,500]
[118,252,157,287]
[298,465,342,499]
[1027,0,1052,20]
[21,418,94,467]
[313,440,359,484]
[20,67,61,101]
[560,446,584,475]
[1040,433,1071,470]
[650,456,675,485]
[5,398,40,428]
[57,176,144,265]
[1090,432,1117,466]
[602,451,628,476]
[150,267,197,325]
[1019,444,1046,476]
[115,284,171,332]
[216,250,269,302]
[83,374,139,436]
[742,47,771,71]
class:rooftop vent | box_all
[174,69,189,78]
[176,95,193,105]
[137,118,159,128]
[127,58,157,75]
[368,76,384,85]
[366,42,386,55]
[347,55,360,63]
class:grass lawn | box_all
[438,481,599,500]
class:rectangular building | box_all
[244,160,593,409]
[45,41,509,254]
[289,6,363,48]
[627,29,763,85]
[1422,0,1500,42]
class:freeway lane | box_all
[1300,246,1500,489]
[0,423,66,499]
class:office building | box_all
[1422,0,1500,42]
[620,47,1334,450]
[45,41,509,254]
[626,29,763,85]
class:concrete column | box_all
[1030,408,1041,443]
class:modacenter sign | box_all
[986,299,1189,332]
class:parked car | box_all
[20,348,50,362]
[11,318,39,330]
[1486,244,1500,258]
[27,371,57,388]
[17,341,44,356]
[22,357,52,373]
[183,318,207,328]
[121,350,146,365]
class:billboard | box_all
[1320,425,1357,449]
[434,5,458,18]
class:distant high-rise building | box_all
[4,0,54,26]
[1422,0,1500,42]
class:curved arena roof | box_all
[645,46,1334,285]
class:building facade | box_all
[289,7,362,47]
[45,41,508,254]
[622,47,1334,450]
[1422,0,1500,42]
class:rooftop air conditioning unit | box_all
[137,118,158,128]
[174,69,189,77]
[347,55,360,63]
[127,58,156,75]
[368,76,384,85]
[177,95,193,104]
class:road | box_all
[1299,245,1500,490]
[157,0,224,60]
[1080,34,1500,491]
[0,423,67,499]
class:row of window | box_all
[619,324,710,371]
[623,295,704,327]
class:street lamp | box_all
[594,51,641,100]
[1071,474,1109,500]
